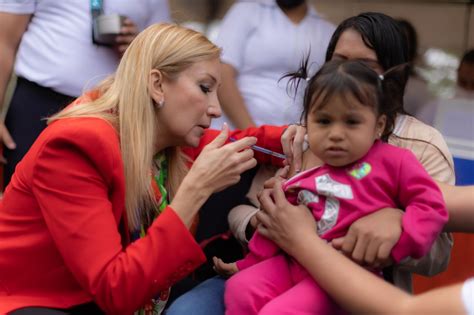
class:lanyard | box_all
[90,0,104,17]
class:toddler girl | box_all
[215,59,448,315]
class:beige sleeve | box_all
[389,118,455,290]
[228,205,260,245]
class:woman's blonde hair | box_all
[49,23,221,231]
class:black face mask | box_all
[276,0,305,10]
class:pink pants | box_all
[225,254,347,315]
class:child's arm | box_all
[234,229,281,271]
[211,230,281,277]
[390,151,449,263]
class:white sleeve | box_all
[215,1,259,70]
[462,278,474,315]
[0,0,36,14]
[147,0,171,24]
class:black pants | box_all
[3,77,75,187]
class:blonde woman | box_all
[0,24,288,315]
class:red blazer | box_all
[0,117,285,314]
[0,118,206,314]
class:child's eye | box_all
[200,84,211,94]
[346,119,360,125]
[316,118,331,125]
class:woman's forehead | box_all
[333,29,383,73]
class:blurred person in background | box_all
[418,49,474,126]
[211,0,335,129]
[0,0,170,188]
[455,49,474,99]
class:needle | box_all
[229,137,286,159]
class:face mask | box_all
[454,86,474,100]
[276,0,305,10]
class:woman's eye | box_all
[200,85,211,94]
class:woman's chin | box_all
[184,136,201,148]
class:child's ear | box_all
[149,69,165,104]
[376,114,387,139]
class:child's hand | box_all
[263,165,290,189]
[213,256,238,277]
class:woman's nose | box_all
[208,93,222,118]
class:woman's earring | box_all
[157,99,165,108]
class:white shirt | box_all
[0,0,170,97]
[211,0,335,129]
[462,278,474,315]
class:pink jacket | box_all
[237,141,448,270]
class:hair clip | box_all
[378,74,384,80]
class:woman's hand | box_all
[188,125,258,195]
[114,18,139,55]
[256,179,316,256]
[171,125,257,227]
[281,124,306,173]
[331,208,403,268]
[213,257,238,277]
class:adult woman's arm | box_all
[256,181,467,315]
[439,182,474,233]
[0,12,31,160]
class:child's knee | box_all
[225,273,246,301]
[224,272,259,308]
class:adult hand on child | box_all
[256,179,315,256]
[262,165,290,189]
[281,124,306,173]
[331,208,403,269]
[213,257,238,277]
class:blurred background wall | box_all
[169,0,473,55]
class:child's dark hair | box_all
[285,58,409,140]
